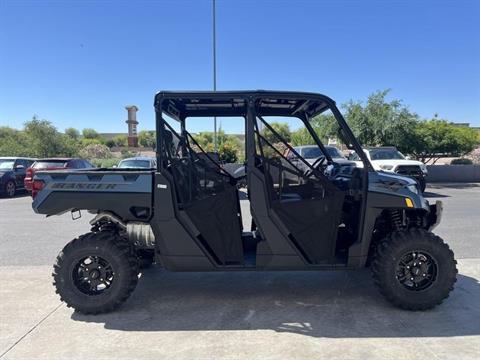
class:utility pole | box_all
[213,0,217,151]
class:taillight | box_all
[32,180,45,199]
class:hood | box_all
[369,171,417,193]
[370,159,424,170]
[305,157,354,166]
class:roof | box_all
[154,90,336,120]
[35,158,80,161]
[364,146,398,151]
[119,157,155,161]
[0,157,37,160]
[293,145,339,149]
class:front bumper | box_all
[427,200,443,231]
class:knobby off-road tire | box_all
[418,178,427,193]
[53,231,139,314]
[137,249,155,269]
[372,228,457,310]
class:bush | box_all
[82,128,100,139]
[219,141,238,163]
[113,135,128,147]
[79,144,112,159]
[120,149,136,158]
[450,158,473,165]
[469,147,480,164]
[90,158,119,168]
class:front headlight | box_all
[407,184,419,195]
[379,164,394,171]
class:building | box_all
[125,105,139,147]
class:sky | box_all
[0,0,479,135]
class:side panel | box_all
[150,172,215,271]
[33,171,152,221]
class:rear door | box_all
[13,159,27,188]
[160,126,244,266]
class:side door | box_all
[161,127,245,266]
[13,159,27,188]
[251,116,345,265]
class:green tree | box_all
[291,127,313,146]
[193,129,241,163]
[261,122,291,144]
[411,119,479,163]
[24,117,77,157]
[65,127,80,140]
[82,128,99,139]
[138,130,156,148]
[112,135,128,147]
[341,89,419,153]
[0,127,31,157]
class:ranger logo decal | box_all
[50,183,118,190]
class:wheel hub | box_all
[72,255,114,295]
[396,251,437,291]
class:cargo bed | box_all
[32,168,153,221]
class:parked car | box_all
[117,157,156,169]
[0,157,36,197]
[349,147,428,192]
[24,158,94,193]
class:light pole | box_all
[213,0,217,151]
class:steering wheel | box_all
[303,156,327,178]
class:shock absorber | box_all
[389,210,403,231]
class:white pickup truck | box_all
[349,147,428,192]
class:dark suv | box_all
[0,157,36,197]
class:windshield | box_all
[301,147,322,159]
[0,160,15,170]
[325,147,345,159]
[118,159,152,168]
[369,149,405,160]
[300,146,345,159]
[34,161,68,169]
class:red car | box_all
[24,158,94,193]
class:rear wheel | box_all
[372,228,457,310]
[53,231,139,314]
[4,181,16,197]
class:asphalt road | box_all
[0,184,479,359]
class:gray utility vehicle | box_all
[31,91,456,314]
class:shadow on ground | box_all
[428,183,480,190]
[72,268,480,338]
[423,191,450,198]
[0,191,29,200]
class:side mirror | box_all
[405,155,411,160]
[112,165,117,168]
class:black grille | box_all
[396,165,422,177]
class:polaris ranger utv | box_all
[31,91,456,314]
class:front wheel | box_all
[417,177,427,193]
[372,228,457,310]
[53,231,139,314]
[4,180,16,197]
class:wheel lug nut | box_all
[410,277,414,281]
[423,274,426,277]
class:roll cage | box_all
[152,90,372,269]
